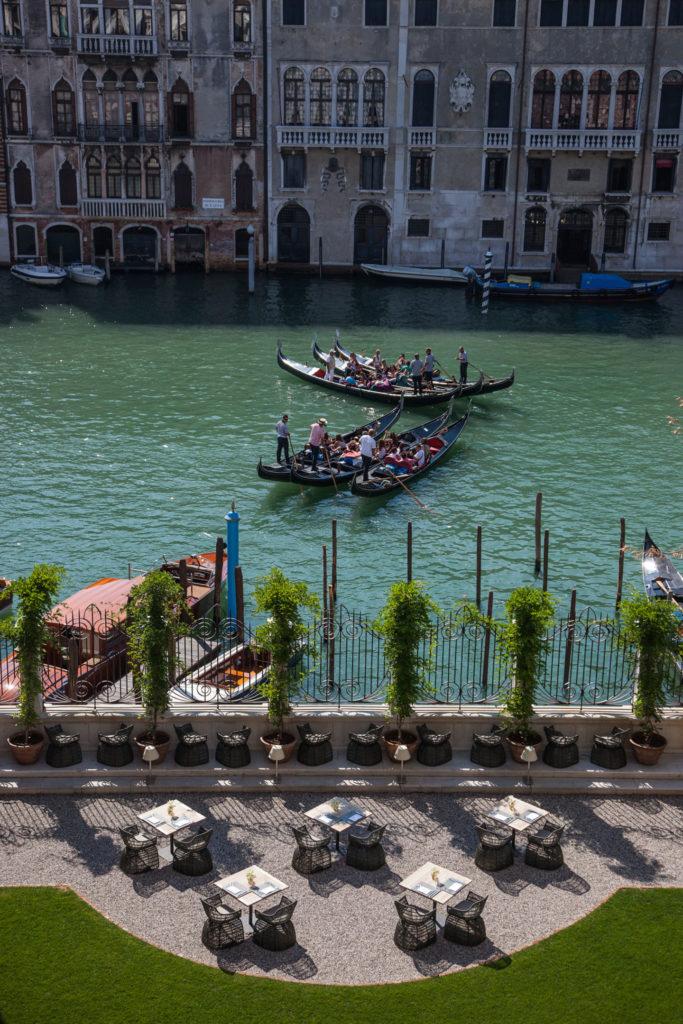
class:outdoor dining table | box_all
[137,799,206,861]
[215,865,288,927]
[400,861,472,924]
[486,795,548,849]
[305,798,369,852]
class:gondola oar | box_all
[288,436,306,497]
[383,468,444,516]
[323,445,339,494]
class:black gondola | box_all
[350,408,470,497]
[257,402,403,482]
[642,530,683,606]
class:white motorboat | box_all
[66,262,106,286]
[360,263,469,285]
[10,262,67,286]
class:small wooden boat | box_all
[277,340,464,407]
[0,577,12,614]
[361,263,469,285]
[463,268,673,303]
[66,262,106,286]
[290,405,454,488]
[10,262,67,286]
[350,407,470,497]
[258,402,403,483]
[642,530,683,607]
[172,640,270,703]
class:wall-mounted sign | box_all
[202,198,225,209]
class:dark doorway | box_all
[122,225,157,266]
[353,204,388,264]
[556,208,593,267]
[93,226,114,259]
[46,224,81,264]
[277,204,310,263]
[174,226,205,269]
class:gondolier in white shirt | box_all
[410,353,424,395]
[423,348,435,390]
[276,414,291,464]
[457,346,468,384]
[359,428,376,481]
[325,349,336,381]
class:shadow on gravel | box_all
[216,942,318,980]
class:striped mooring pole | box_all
[481,249,493,315]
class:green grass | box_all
[1,886,681,1024]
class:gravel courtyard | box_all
[1,791,681,985]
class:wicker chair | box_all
[201,894,245,949]
[416,724,453,766]
[346,723,384,766]
[119,825,159,874]
[252,896,297,951]
[591,726,630,769]
[444,891,488,946]
[291,823,332,874]
[216,726,251,768]
[97,724,134,767]
[296,722,333,766]
[172,826,213,876]
[525,821,564,870]
[45,723,82,767]
[174,722,210,767]
[393,896,437,952]
[474,822,514,872]
[543,725,579,769]
[345,821,387,871]
[470,725,507,767]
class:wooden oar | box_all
[383,467,444,515]
[468,361,494,381]
[434,358,458,385]
[288,435,306,497]
[323,445,339,494]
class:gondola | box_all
[331,334,515,397]
[257,401,403,483]
[290,404,454,488]
[276,340,464,407]
[642,530,683,607]
[350,407,470,497]
[463,267,673,303]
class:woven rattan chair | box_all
[543,724,579,769]
[590,726,630,769]
[174,722,210,767]
[201,894,245,949]
[291,823,332,874]
[45,723,82,767]
[296,722,333,766]
[444,891,488,946]
[216,726,251,768]
[346,723,383,766]
[252,896,297,951]
[393,895,437,952]
[119,825,159,874]
[345,821,387,871]
[416,724,453,766]
[474,822,514,872]
[172,826,213,876]
[97,724,134,767]
[525,821,565,870]
[470,725,507,767]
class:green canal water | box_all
[1,269,681,617]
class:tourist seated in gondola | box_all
[345,371,358,387]
[348,352,362,375]
[340,440,362,466]
[371,374,393,392]
[328,433,345,455]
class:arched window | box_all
[170,78,191,137]
[235,158,253,210]
[658,70,683,130]
[59,160,77,205]
[337,69,358,127]
[310,67,332,126]
[586,71,611,129]
[122,68,139,140]
[614,71,639,129]
[143,70,159,140]
[106,155,122,198]
[16,224,37,256]
[173,161,193,208]
[531,70,555,129]
[233,2,251,42]
[103,70,119,138]
[82,70,98,130]
[232,79,255,138]
[604,208,627,253]
[363,69,385,127]
[523,206,546,251]
[52,78,75,136]
[412,69,435,126]
[7,79,27,134]
[125,156,141,198]
[559,71,583,129]
[283,67,305,125]
[488,70,512,128]
[13,161,32,205]
[145,155,161,198]
[86,154,102,197]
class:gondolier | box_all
[325,349,336,381]
[410,353,424,395]
[276,414,290,464]
[457,346,468,384]
[308,417,327,468]
[359,429,376,481]
[423,348,435,390]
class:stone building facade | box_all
[0,0,264,269]
[266,0,683,275]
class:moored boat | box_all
[66,262,106,286]
[463,268,673,303]
[361,263,469,285]
[171,640,271,703]
[0,577,12,614]
[10,262,67,286]
[642,530,683,607]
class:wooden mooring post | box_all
[234,566,244,642]
[481,591,494,691]
[534,491,542,574]
[476,525,482,607]
[542,529,549,592]
[563,589,577,687]
[331,519,337,602]
[407,521,412,582]
[179,558,191,624]
[616,517,626,611]
[322,545,328,624]
[327,584,335,685]
[213,537,225,625]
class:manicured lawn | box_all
[1,886,681,1024]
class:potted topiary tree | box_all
[127,569,189,763]
[497,586,557,763]
[618,591,680,765]
[374,580,440,761]
[252,567,320,762]
[0,564,65,764]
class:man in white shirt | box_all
[423,348,435,390]
[325,350,336,381]
[410,353,424,394]
[457,346,468,384]
[359,429,376,481]
[276,414,290,464]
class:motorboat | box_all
[66,262,106,286]
[361,263,469,285]
[463,268,673,303]
[10,262,67,286]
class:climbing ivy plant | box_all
[498,586,557,743]
[618,591,681,741]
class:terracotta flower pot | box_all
[135,731,171,765]
[506,731,543,764]
[260,731,297,762]
[629,730,667,766]
[8,730,45,765]
[383,729,418,763]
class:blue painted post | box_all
[225,503,240,625]
[481,249,493,315]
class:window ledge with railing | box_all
[277,125,389,152]
[653,130,682,151]
[81,198,166,219]
[525,129,641,154]
[77,123,164,143]
[50,34,72,51]
[485,129,512,150]
[0,32,24,48]
[77,33,158,57]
